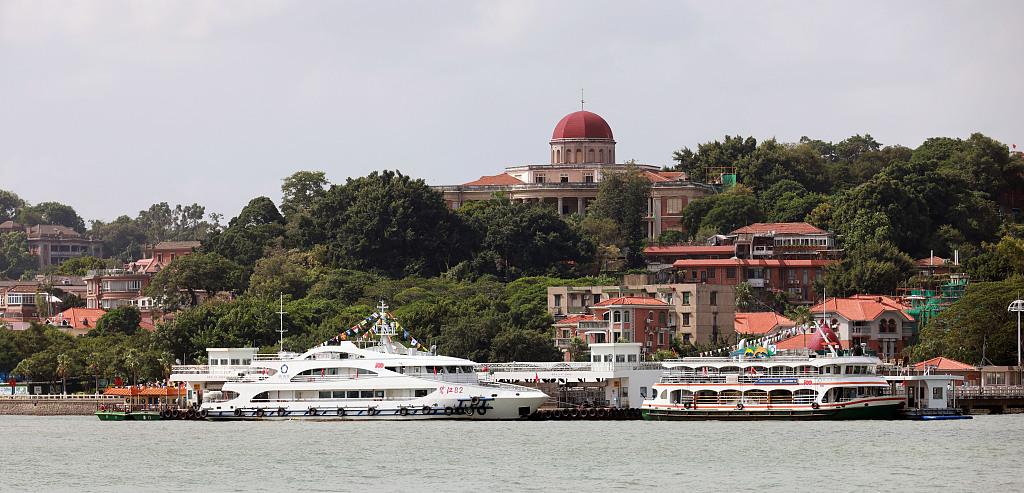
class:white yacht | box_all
[171,304,548,420]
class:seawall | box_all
[0,396,121,416]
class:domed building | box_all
[437,109,714,238]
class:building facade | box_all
[548,281,735,357]
[0,223,104,269]
[83,241,202,310]
[436,110,715,238]
[808,295,917,363]
[664,222,838,304]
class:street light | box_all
[1007,299,1024,368]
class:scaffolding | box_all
[900,273,969,326]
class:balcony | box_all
[746,278,767,288]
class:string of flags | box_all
[326,308,430,352]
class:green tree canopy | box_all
[0,232,36,280]
[145,252,244,308]
[588,165,651,267]
[822,242,914,296]
[93,306,143,336]
[16,201,85,232]
[281,171,329,218]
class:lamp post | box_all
[1008,299,1024,369]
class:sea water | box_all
[2,415,1022,492]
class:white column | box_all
[577,197,585,215]
[557,197,564,217]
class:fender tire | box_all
[233,408,241,417]
[422,406,431,415]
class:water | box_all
[2,415,1022,492]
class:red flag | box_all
[534,372,540,383]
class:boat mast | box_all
[277,293,287,353]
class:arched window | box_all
[588,149,595,163]
[551,149,556,163]
[576,149,582,163]
[613,311,621,323]
[567,149,574,164]
[598,148,604,162]
[556,149,561,163]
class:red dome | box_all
[551,111,614,140]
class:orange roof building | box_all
[810,295,916,363]
[49,307,107,336]
[734,312,796,336]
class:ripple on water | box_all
[1,415,1023,492]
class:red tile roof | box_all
[912,357,976,371]
[731,222,827,235]
[50,307,107,330]
[735,312,796,335]
[644,245,735,256]
[555,314,598,325]
[594,296,668,307]
[914,256,949,267]
[463,173,525,186]
[810,295,912,322]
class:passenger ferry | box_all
[641,325,904,420]
[173,303,548,420]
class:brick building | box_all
[22,224,102,269]
[435,110,715,238]
[663,222,838,304]
[548,281,735,357]
[794,295,917,362]
[83,240,201,310]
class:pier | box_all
[956,386,1024,414]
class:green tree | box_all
[489,328,561,362]
[55,256,107,276]
[0,232,36,280]
[303,170,469,278]
[671,135,757,183]
[589,165,651,267]
[0,190,25,222]
[246,248,317,299]
[281,171,329,218]
[89,215,149,261]
[204,197,286,271]
[56,353,72,394]
[822,242,914,296]
[683,185,763,238]
[16,202,86,232]
[656,230,686,246]
[913,277,1024,365]
[145,252,243,308]
[93,306,143,336]
[456,197,594,280]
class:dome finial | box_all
[580,88,585,111]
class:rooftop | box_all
[594,296,668,307]
[463,173,525,186]
[912,356,976,371]
[735,312,796,335]
[810,295,913,322]
[551,110,614,140]
[731,222,828,235]
[644,245,734,256]
[153,240,202,250]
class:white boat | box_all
[172,303,548,420]
[641,325,904,420]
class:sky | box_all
[1,0,1022,223]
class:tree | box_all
[281,171,329,218]
[145,252,243,308]
[246,248,316,299]
[0,190,25,222]
[204,197,286,271]
[0,232,35,280]
[671,135,757,183]
[822,242,914,296]
[913,277,1024,365]
[589,165,651,267]
[55,256,107,276]
[456,197,594,280]
[656,230,686,246]
[303,170,469,278]
[93,306,143,336]
[489,328,561,362]
[567,336,589,362]
[683,185,763,238]
[16,201,86,232]
[56,353,72,395]
[89,215,149,261]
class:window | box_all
[658,312,666,325]
[623,311,630,322]
[599,149,605,162]
[710,291,718,306]
[682,313,691,326]
[535,175,546,183]
[592,294,601,305]
[553,294,561,307]
[707,268,715,279]
[666,197,683,214]
[588,149,595,162]
[584,174,594,183]
[613,311,621,323]
[932,386,944,400]
[682,292,691,305]
[560,174,569,183]
[727,267,736,279]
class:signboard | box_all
[754,377,799,385]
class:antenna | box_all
[580,88,585,111]
[276,293,287,353]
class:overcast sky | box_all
[2,0,1022,223]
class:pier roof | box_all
[911,356,976,371]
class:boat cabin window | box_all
[415,389,429,397]
[230,359,240,365]
[591,355,601,363]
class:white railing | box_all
[0,394,122,401]
[171,365,253,375]
[480,361,664,373]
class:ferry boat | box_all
[178,303,548,420]
[641,324,904,420]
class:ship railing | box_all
[955,385,1024,398]
[286,374,381,383]
[479,380,541,392]
[0,394,122,401]
[252,353,300,362]
[479,362,664,373]
[658,373,822,384]
[171,365,251,375]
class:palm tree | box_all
[56,353,71,395]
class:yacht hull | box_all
[204,395,547,421]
